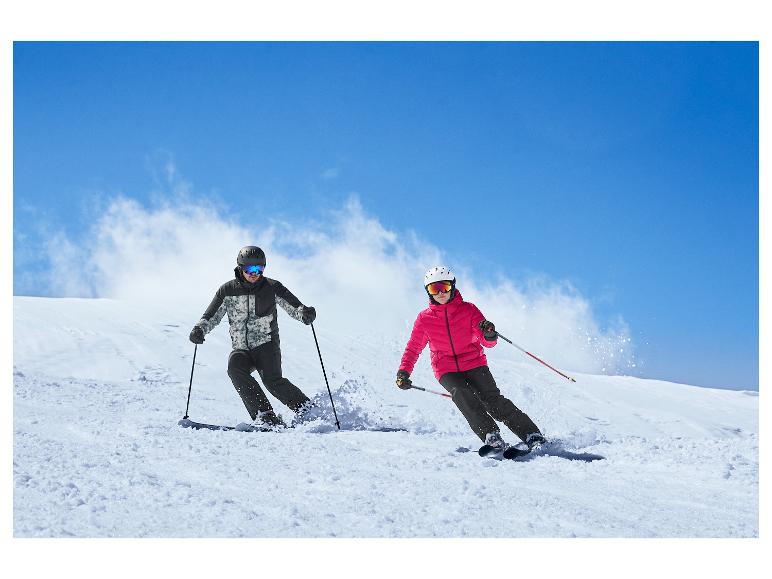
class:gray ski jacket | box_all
[195,269,308,351]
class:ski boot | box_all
[525,432,547,450]
[291,401,326,427]
[236,410,287,432]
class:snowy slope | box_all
[13,296,758,537]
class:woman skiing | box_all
[396,266,546,454]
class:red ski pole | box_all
[495,332,577,383]
[409,385,453,399]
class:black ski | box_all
[502,444,533,459]
[178,417,407,433]
[178,418,275,432]
[179,418,235,431]
[477,443,531,459]
[478,444,501,457]
[463,438,605,462]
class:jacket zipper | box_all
[245,294,252,349]
[444,309,461,372]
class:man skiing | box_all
[189,246,317,429]
[396,266,546,456]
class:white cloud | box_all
[43,193,635,375]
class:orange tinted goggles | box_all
[426,281,453,295]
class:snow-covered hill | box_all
[13,296,758,537]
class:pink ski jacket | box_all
[399,291,497,380]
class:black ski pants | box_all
[227,340,310,420]
[439,365,541,443]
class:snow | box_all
[13,296,758,540]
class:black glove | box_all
[396,370,412,390]
[189,326,205,344]
[301,306,316,325]
[479,320,497,341]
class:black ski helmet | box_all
[237,246,266,267]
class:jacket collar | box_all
[234,267,266,291]
[428,290,463,312]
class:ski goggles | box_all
[242,264,265,275]
[426,281,453,295]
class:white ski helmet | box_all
[424,266,455,287]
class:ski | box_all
[178,417,407,433]
[465,438,604,462]
[178,418,235,431]
[178,418,276,432]
[477,440,539,460]
[502,443,533,459]
[478,444,501,458]
[478,443,530,460]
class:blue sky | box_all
[13,41,758,390]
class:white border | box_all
[2,1,766,577]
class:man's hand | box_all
[396,370,412,390]
[301,306,316,325]
[189,326,205,344]
[479,320,497,341]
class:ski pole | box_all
[409,385,452,399]
[183,344,198,419]
[310,322,341,430]
[495,332,576,383]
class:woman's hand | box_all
[479,320,498,341]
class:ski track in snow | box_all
[13,297,758,537]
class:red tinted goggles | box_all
[426,281,453,295]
